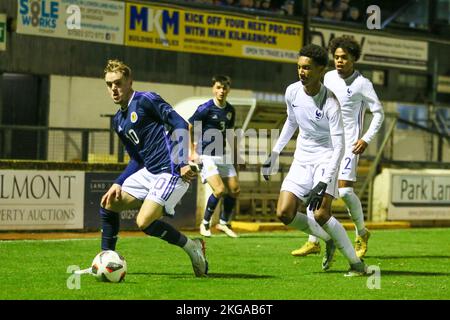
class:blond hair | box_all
[104,59,132,79]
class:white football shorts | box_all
[338,148,359,182]
[280,158,339,200]
[199,155,237,183]
[121,168,189,216]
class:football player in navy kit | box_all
[188,75,240,238]
[100,59,208,277]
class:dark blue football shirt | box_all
[188,99,235,156]
[113,91,189,184]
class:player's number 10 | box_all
[125,129,140,145]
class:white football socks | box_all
[339,187,366,236]
[288,212,331,242]
[321,216,360,265]
[306,207,319,243]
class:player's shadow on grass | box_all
[376,270,450,276]
[320,270,450,276]
[204,273,274,279]
[129,272,274,279]
[369,255,450,260]
[237,234,308,239]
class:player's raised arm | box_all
[262,86,298,180]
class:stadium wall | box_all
[48,75,253,129]
[1,0,448,105]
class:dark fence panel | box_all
[84,172,198,231]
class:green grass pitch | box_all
[1,228,449,300]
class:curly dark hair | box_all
[298,44,329,67]
[329,36,361,61]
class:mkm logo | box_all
[19,0,59,29]
[129,4,179,42]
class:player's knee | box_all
[229,188,240,198]
[136,216,150,230]
[276,208,294,225]
[102,199,122,213]
[213,187,226,198]
[314,210,331,225]
[339,187,354,201]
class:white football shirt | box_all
[273,81,344,183]
[324,70,384,147]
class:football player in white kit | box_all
[292,36,384,259]
[263,44,367,276]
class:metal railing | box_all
[0,125,115,162]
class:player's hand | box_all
[180,164,198,183]
[305,182,327,211]
[101,183,122,208]
[352,139,368,155]
[261,152,279,181]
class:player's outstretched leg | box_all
[287,212,332,241]
[142,220,208,277]
[185,238,209,277]
[291,208,321,256]
[320,216,368,276]
[339,187,371,258]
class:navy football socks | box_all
[220,195,236,223]
[100,207,120,251]
[203,193,220,223]
[143,220,187,247]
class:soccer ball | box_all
[91,250,127,283]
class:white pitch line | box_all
[0,237,100,243]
